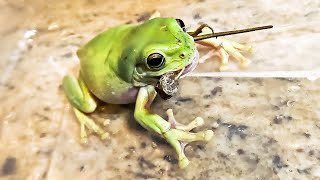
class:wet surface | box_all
[0,0,319,179]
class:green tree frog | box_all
[62,16,271,168]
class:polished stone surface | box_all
[0,0,319,179]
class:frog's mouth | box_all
[174,50,199,79]
[155,51,199,100]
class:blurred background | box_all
[0,0,319,179]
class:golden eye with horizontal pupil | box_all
[176,19,186,32]
[147,53,165,69]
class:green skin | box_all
[63,17,213,169]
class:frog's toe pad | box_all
[241,59,251,67]
[204,130,214,141]
[179,157,190,169]
[219,64,229,71]
[194,117,204,127]
[80,137,88,144]
[100,132,110,140]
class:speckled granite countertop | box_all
[0,0,319,179]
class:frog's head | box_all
[127,17,199,86]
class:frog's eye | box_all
[176,19,186,32]
[147,53,165,69]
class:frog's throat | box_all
[132,69,159,87]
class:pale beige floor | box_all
[0,0,320,179]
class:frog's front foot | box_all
[165,109,213,168]
[197,38,252,71]
[167,109,204,131]
[135,86,213,168]
[73,108,109,144]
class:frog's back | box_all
[76,24,138,104]
[77,24,134,65]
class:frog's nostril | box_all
[179,53,185,59]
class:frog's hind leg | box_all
[197,38,252,71]
[72,108,109,143]
[62,75,109,143]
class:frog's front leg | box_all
[62,75,109,143]
[197,38,252,71]
[134,85,213,169]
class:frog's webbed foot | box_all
[167,109,204,131]
[73,108,109,144]
[197,38,252,71]
[164,109,213,168]
[63,75,109,144]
